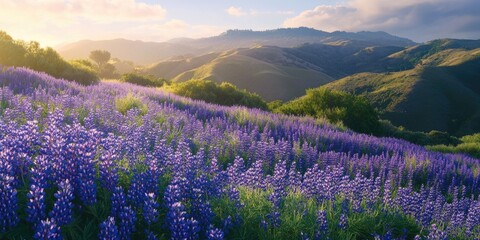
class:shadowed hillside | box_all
[325,45,480,135]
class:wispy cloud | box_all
[0,1,227,47]
[0,0,166,25]
[227,6,295,17]
[283,0,480,41]
[226,6,248,17]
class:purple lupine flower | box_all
[33,218,62,240]
[145,230,158,240]
[338,214,347,230]
[127,171,148,207]
[118,206,136,240]
[26,183,46,227]
[143,192,159,225]
[222,215,233,235]
[260,220,268,232]
[168,202,199,240]
[98,133,121,191]
[266,209,282,228]
[427,224,447,240]
[111,186,127,218]
[99,216,119,240]
[49,179,74,226]
[206,225,224,240]
[315,210,328,238]
[0,171,19,233]
[465,201,480,236]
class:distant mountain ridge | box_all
[57,38,199,65]
[195,28,415,48]
[57,27,415,65]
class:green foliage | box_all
[170,79,268,110]
[427,143,480,159]
[63,60,98,85]
[427,132,480,158]
[461,133,480,143]
[0,30,99,85]
[120,73,169,87]
[211,188,421,240]
[114,93,148,116]
[379,120,461,146]
[276,88,380,134]
[267,100,283,111]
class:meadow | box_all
[1,67,479,239]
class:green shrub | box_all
[276,88,380,134]
[114,93,148,115]
[461,133,480,143]
[427,142,480,158]
[379,120,460,146]
[170,79,268,110]
[119,73,168,87]
[267,100,283,111]
[62,61,99,85]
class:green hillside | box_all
[388,39,480,66]
[325,47,480,136]
[145,47,335,101]
[144,42,409,101]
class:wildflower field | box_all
[1,67,479,239]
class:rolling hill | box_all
[57,27,415,65]
[145,46,334,101]
[324,41,480,136]
[143,41,409,101]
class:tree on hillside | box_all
[0,31,98,85]
[0,31,27,66]
[89,50,111,67]
[89,50,116,78]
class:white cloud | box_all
[0,1,299,48]
[226,6,247,17]
[283,0,480,41]
[227,6,295,17]
[0,0,166,25]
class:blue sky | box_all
[0,0,478,47]
[140,0,341,30]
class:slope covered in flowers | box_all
[0,67,479,239]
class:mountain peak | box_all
[214,27,415,47]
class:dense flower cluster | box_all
[1,67,480,239]
[49,179,74,226]
[99,216,119,240]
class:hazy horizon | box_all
[1,0,479,48]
